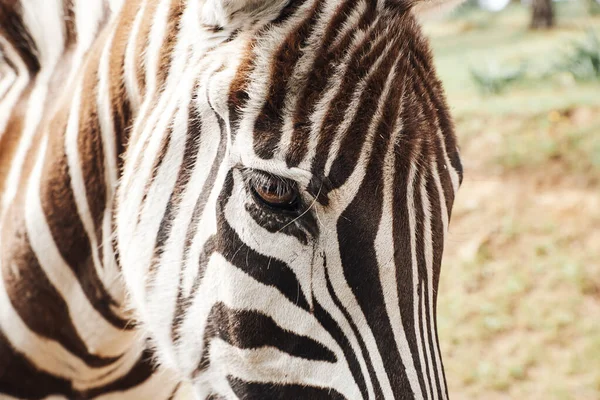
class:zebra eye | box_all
[250,173,298,210]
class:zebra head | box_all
[114,0,463,398]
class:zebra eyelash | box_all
[243,169,302,213]
[241,169,319,244]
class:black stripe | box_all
[228,376,347,400]
[316,28,402,199]
[0,3,40,73]
[0,329,73,399]
[323,263,384,399]
[426,169,450,398]
[393,92,428,396]
[218,214,309,311]
[148,86,201,290]
[312,254,368,399]
[172,88,228,343]
[82,347,157,398]
[335,83,414,397]
[409,49,459,216]
[167,383,182,400]
[205,302,337,362]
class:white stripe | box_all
[436,127,461,195]
[120,0,171,152]
[376,95,424,398]
[310,48,403,400]
[96,26,127,306]
[432,161,449,235]
[300,17,379,173]
[209,340,358,398]
[20,0,65,66]
[430,161,450,400]
[92,361,184,400]
[180,254,361,400]
[142,94,192,370]
[144,0,172,94]
[420,173,439,399]
[407,156,433,398]
[75,0,109,52]
[311,248,376,400]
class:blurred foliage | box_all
[469,62,528,94]
[468,29,600,95]
[553,29,600,81]
[450,0,481,18]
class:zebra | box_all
[0,0,464,398]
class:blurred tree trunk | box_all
[530,0,554,30]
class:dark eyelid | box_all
[246,169,302,213]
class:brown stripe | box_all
[63,0,76,48]
[108,0,143,166]
[0,203,121,367]
[0,2,40,73]
[134,0,160,97]
[78,47,107,240]
[0,84,32,197]
[41,109,130,330]
[156,0,185,89]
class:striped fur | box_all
[0,0,463,399]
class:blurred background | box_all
[421,1,600,398]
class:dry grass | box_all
[424,3,600,399]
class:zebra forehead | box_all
[219,3,431,174]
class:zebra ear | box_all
[406,0,467,18]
